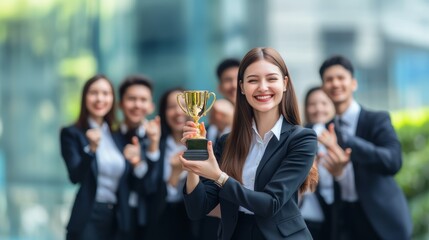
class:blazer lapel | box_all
[255,120,294,182]
[355,107,366,138]
[82,126,99,176]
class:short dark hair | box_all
[319,55,354,80]
[118,75,153,101]
[216,58,240,80]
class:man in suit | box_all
[317,55,412,240]
[114,75,161,239]
[207,58,239,145]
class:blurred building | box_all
[269,0,429,110]
[0,0,428,239]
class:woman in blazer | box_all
[181,47,318,240]
[60,75,131,240]
[144,88,198,240]
[299,86,335,240]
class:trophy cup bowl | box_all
[177,90,216,160]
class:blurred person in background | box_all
[216,58,240,105]
[114,75,161,239]
[207,58,240,145]
[181,47,318,240]
[318,55,412,240]
[60,74,131,240]
[202,59,239,240]
[144,88,198,240]
[299,86,336,240]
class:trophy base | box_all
[184,139,209,161]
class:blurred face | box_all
[120,85,154,127]
[209,99,234,130]
[322,65,357,106]
[240,60,287,117]
[86,78,114,121]
[218,66,239,104]
[306,90,335,124]
[166,91,188,134]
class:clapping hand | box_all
[86,128,101,152]
[317,124,352,177]
[124,136,141,167]
[143,116,161,152]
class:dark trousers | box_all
[231,212,265,240]
[145,201,198,240]
[197,216,221,240]
[116,207,145,240]
[338,202,380,240]
[67,202,117,240]
[305,219,332,240]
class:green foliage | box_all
[393,108,429,238]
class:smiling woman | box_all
[180,47,318,240]
[60,75,132,240]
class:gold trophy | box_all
[177,90,216,160]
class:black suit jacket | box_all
[59,125,132,234]
[334,107,412,239]
[111,129,161,226]
[184,119,317,240]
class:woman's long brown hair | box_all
[220,47,318,193]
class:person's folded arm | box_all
[218,128,317,218]
[345,113,402,175]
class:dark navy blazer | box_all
[184,119,318,240]
[335,108,412,239]
[111,129,161,226]
[60,125,132,234]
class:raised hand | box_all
[319,147,352,177]
[318,123,338,149]
[143,116,161,153]
[86,128,101,152]
[124,136,141,167]
[179,141,221,181]
[168,151,185,187]
[181,121,207,145]
[180,141,222,193]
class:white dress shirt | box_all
[300,123,334,221]
[207,125,231,143]
[239,116,283,214]
[89,118,125,204]
[163,135,187,203]
[335,100,361,202]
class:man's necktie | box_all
[336,118,347,148]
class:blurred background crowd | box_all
[1,0,429,239]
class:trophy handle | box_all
[176,93,188,114]
[202,92,216,116]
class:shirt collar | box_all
[88,117,108,131]
[120,120,147,138]
[251,115,283,141]
[336,99,361,126]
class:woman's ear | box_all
[239,80,245,94]
[283,76,288,92]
